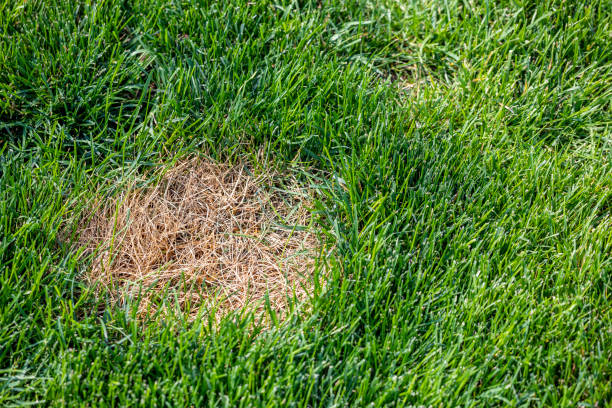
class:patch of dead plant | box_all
[78,158,318,322]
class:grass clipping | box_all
[79,158,317,321]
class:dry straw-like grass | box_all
[79,158,318,321]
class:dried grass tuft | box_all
[78,158,318,321]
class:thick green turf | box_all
[1,0,611,406]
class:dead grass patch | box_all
[78,158,318,322]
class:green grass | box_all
[1,0,611,406]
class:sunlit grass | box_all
[1,0,610,406]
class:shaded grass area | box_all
[1,0,611,406]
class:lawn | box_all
[1,0,611,406]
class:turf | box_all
[1,0,611,406]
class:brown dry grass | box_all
[78,158,318,321]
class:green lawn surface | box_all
[1,0,611,406]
